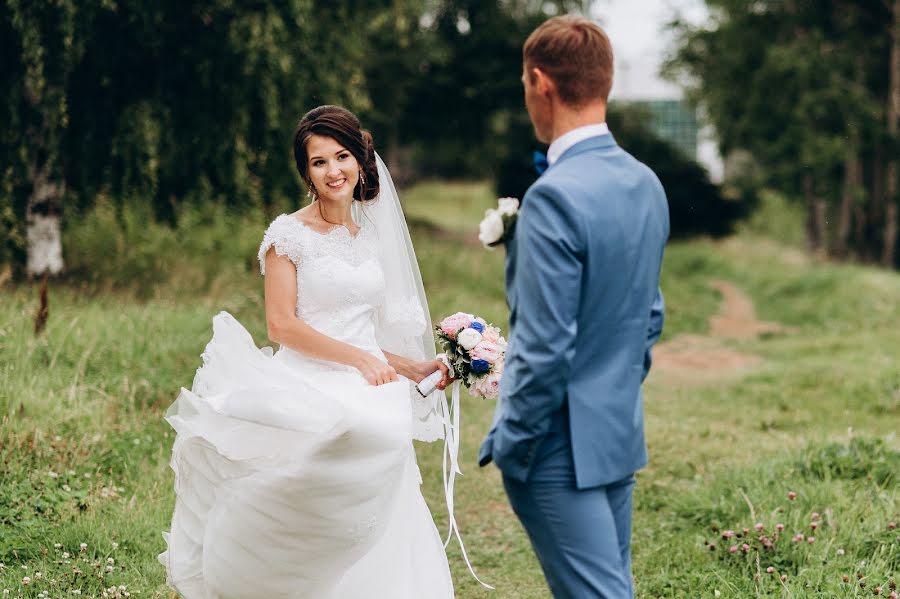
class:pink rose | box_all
[472,372,501,399]
[470,341,501,363]
[482,326,501,343]
[439,312,473,339]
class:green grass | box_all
[1,182,899,598]
[402,180,498,234]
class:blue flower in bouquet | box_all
[469,321,485,333]
[470,359,491,374]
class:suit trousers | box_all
[502,407,636,599]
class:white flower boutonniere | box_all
[478,197,519,249]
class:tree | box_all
[4,0,84,276]
[1,0,382,275]
[386,0,576,178]
[666,0,897,267]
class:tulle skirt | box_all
[158,312,454,598]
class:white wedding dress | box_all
[158,212,455,599]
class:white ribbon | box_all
[440,379,494,590]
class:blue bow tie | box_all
[533,151,549,176]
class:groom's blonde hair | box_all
[523,16,614,107]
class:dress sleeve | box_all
[258,216,302,275]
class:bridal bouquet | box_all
[435,312,507,399]
[478,197,519,249]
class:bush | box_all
[492,104,753,239]
[608,104,753,239]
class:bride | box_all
[158,105,457,598]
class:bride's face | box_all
[305,134,361,204]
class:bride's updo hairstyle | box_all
[293,105,380,203]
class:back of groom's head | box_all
[523,16,614,107]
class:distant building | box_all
[610,56,725,183]
[629,99,698,158]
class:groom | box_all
[479,15,669,598]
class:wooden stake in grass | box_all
[35,272,49,335]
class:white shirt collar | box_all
[546,123,610,166]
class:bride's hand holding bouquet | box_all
[430,312,507,399]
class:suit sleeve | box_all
[490,183,584,481]
[641,287,665,382]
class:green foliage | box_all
[798,437,900,485]
[61,197,279,300]
[666,0,899,264]
[2,0,596,274]
[1,0,384,270]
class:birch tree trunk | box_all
[25,148,65,277]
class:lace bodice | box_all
[258,214,386,371]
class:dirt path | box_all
[650,280,783,386]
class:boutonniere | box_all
[478,197,519,250]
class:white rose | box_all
[497,197,520,216]
[478,209,505,247]
[457,328,483,351]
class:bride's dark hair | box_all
[293,105,380,202]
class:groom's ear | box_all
[531,67,556,98]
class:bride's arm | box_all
[263,249,399,386]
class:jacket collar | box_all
[547,133,618,173]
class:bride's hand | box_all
[355,353,399,386]
[410,359,452,391]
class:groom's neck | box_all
[549,101,607,143]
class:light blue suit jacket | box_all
[478,133,669,489]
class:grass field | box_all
[1,184,898,598]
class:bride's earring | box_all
[359,170,365,186]
[307,182,317,201]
